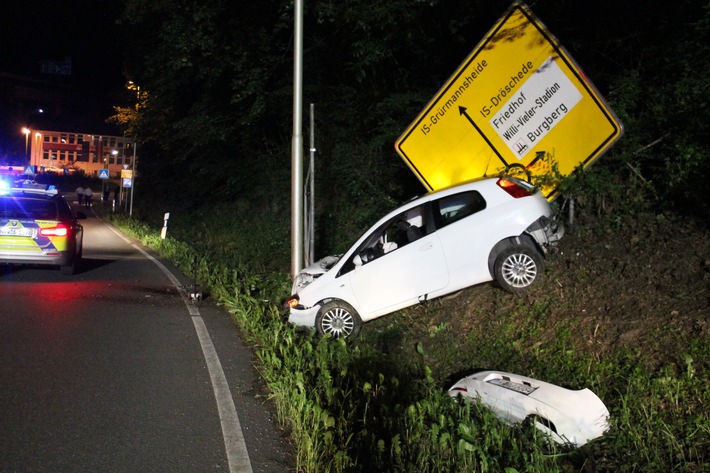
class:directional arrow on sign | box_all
[394,3,623,199]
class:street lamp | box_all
[32,132,42,168]
[21,127,30,158]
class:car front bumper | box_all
[288,304,320,328]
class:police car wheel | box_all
[60,257,78,275]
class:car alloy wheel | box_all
[494,244,543,292]
[316,300,362,339]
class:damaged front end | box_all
[290,254,341,294]
[526,215,564,255]
[283,254,342,322]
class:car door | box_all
[432,190,494,287]
[348,203,449,318]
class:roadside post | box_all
[121,167,133,213]
[161,212,170,240]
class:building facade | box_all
[28,129,135,179]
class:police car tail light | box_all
[497,178,532,199]
[40,224,69,237]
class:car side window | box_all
[385,205,428,250]
[337,203,429,276]
[56,198,74,220]
[434,191,486,229]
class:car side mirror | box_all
[352,254,363,267]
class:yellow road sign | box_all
[395,2,623,199]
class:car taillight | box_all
[39,224,69,237]
[496,178,532,198]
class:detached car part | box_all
[448,370,609,447]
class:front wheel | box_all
[494,244,544,293]
[316,300,362,339]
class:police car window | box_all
[0,198,58,220]
[56,198,75,220]
[435,191,486,228]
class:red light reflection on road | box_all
[0,280,107,315]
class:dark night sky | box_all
[1,0,124,91]
[0,1,126,159]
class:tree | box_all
[114,0,710,230]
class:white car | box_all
[448,370,610,447]
[285,177,563,338]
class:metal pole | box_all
[130,142,137,217]
[291,0,304,278]
[308,103,315,265]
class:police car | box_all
[0,180,86,275]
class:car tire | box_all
[60,254,80,276]
[316,300,362,339]
[494,243,543,293]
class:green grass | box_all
[102,205,709,473]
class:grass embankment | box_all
[102,204,708,473]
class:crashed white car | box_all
[285,177,563,338]
[448,370,610,447]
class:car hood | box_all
[291,255,342,293]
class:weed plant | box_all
[103,187,709,472]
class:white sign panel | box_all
[489,57,583,159]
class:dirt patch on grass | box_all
[406,210,709,373]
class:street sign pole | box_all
[130,142,136,217]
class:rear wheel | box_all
[316,300,362,339]
[60,250,81,276]
[494,244,543,292]
[60,259,76,275]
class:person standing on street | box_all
[75,185,84,206]
[83,187,93,207]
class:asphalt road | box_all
[0,208,291,472]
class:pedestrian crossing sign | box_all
[99,169,110,179]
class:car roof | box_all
[400,177,501,207]
[0,181,61,199]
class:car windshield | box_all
[0,197,58,221]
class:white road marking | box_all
[104,224,253,473]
